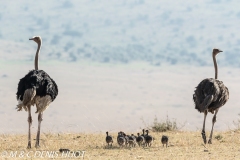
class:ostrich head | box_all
[29,36,42,45]
[212,48,223,56]
[106,131,108,135]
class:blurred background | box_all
[0,0,240,134]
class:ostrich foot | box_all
[208,139,212,144]
[27,142,31,149]
[201,130,207,144]
[35,140,41,148]
[35,142,40,148]
[35,144,40,148]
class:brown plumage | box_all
[193,48,229,144]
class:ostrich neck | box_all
[34,43,41,70]
[212,53,218,79]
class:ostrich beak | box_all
[29,38,34,40]
[219,50,223,52]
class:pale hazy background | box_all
[0,0,240,134]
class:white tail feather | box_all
[16,88,36,111]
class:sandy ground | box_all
[1,131,240,160]
[0,61,240,134]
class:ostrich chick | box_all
[161,135,168,147]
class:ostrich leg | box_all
[27,106,32,149]
[208,109,219,144]
[201,110,208,144]
[35,112,43,148]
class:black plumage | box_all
[17,70,58,103]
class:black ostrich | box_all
[16,36,58,149]
[193,48,229,144]
[106,131,113,147]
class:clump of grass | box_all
[233,113,240,130]
[215,134,223,140]
[150,115,179,132]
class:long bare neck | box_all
[212,53,218,79]
[34,42,41,70]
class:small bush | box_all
[151,115,178,132]
[215,134,223,140]
[233,113,240,130]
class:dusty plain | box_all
[1,130,240,159]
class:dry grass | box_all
[1,130,240,160]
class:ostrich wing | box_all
[17,70,39,101]
[16,77,26,101]
[35,70,58,101]
[45,78,58,101]
[207,80,229,112]
[194,78,229,113]
[193,78,218,112]
[198,95,213,112]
